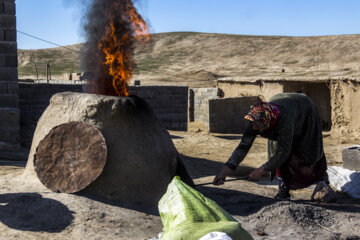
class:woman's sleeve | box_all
[225,123,257,170]
[261,118,294,172]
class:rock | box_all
[24,92,180,206]
[311,181,337,203]
[342,145,360,171]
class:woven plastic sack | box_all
[158,176,253,240]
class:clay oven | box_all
[24,92,181,206]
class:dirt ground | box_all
[0,130,359,240]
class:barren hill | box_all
[18,32,360,87]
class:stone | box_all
[342,145,360,171]
[34,122,107,193]
[311,181,337,203]
[23,92,181,206]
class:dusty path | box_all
[0,131,359,239]
[173,131,360,240]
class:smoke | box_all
[78,0,149,96]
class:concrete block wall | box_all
[19,83,83,148]
[189,88,219,129]
[218,80,334,131]
[208,96,261,133]
[0,0,20,154]
[342,145,360,171]
[129,86,188,131]
[19,84,188,148]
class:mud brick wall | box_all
[19,84,188,148]
[330,80,360,141]
[189,88,218,127]
[208,96,260,133]
[0,0,20,154]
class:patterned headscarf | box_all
[244,102,279,131]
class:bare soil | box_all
[18,33,360,86]
[0,131,359,239]
[13,32,360,239]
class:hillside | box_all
[18,32,360,87]
[18,44,82,78]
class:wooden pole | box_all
[49,64,51,80]
[32,53,39,81]
[46,63,51,83]
[46,63,49,83]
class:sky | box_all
[17,0,360,49]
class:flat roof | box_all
[217,76,360,83]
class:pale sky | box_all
[17,0,360,49]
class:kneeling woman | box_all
[213,93,334,201]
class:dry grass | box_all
[18,32,360,86]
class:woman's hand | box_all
[213,165,234,185]
[248,167,266,181]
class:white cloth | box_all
[199,232,233,240]
[327,166,360,199]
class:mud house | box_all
[19,76,360,151]
[215,77,360,140]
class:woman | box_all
[213,93,335,201]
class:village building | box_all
[187,77,360,142]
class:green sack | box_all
[158,176,253,240]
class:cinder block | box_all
[0,94,18,107]
[0,81,7,93]
[7,81,18,94]
[3,1,15,15]
[162,122,171,128]
[0,29,16,41]
[0,29,4,40]
[0,15,16,28]
[0,107,19,121]
[4,29,16,41]
[0,108,20,143]
[0,67,18,80]
[0,54,5,67]
[0,125,19,143]
[5,54,17,67]
[0,141,20,152]
[0,41,16,54]
[342,145,360,171]
[207,88,217,93]
[208,96,260,133]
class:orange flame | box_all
[126,2,151,42]
[98,1,150,96]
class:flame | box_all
[98,1,150,97]
[126,1,151,42]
